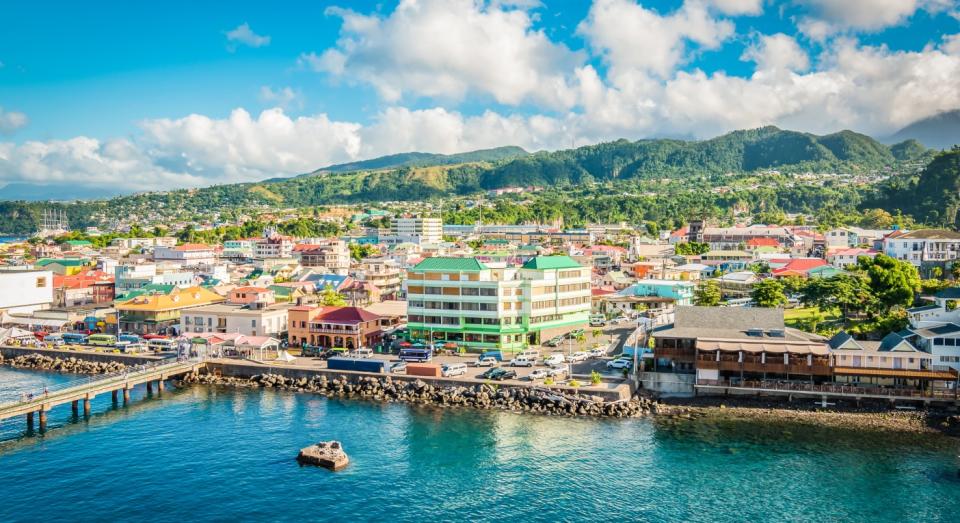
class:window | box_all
[36,277,46,287]
[251,319,257,327]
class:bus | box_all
[62,332,89,345]
[147,339,177,352]
[399,347,432,362]
[118,334,141,344]
[88,334,118,346]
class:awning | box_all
[1,316,68,328]
[833,367,957,380]
[696,339,829,355]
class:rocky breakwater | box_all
[297,441,349,470]
[179,372,655,418]
[0,353,126,374]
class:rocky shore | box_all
[658,396,960,436]
[0,353,127,374]
[178,371,654,418]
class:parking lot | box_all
[280,320,639,387]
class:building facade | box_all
[404,256,591,352]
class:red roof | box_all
[592,288,616,296]
[771,258,827,275]
[175,243,212,251]
[315,306,381,324]
[746,237,780,247]
[232,286,270,293]
[53,270,114,290]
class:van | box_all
[353,348,374,359]
[511,355,536,367]
[589,314,606,327]
[441,363,468,377]
[519,349,540,359]
[544,353,566,367]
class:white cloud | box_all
[578,0,735,81]
[224,23,271,50]
[741,33,810,72]
[303,0,583,109]
[258,86,304,110]
[0,108,28,134]
[797,0,957,39]
[943,33,960,55]
[707,0,764,16]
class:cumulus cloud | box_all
[258,86,304,110]
[707,0,764,16]
[741,33,810,72]
[0,108,28,134]
[578,0,735,81]
[302,0,583,109]
[225,23,271,50]
[797,0,957,39]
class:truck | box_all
[326,357,388,374]
[405,363,442,377]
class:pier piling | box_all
[71,400,79,416]
[26,412,34,430]
[157,380,164,392]
[38,410,47,432]
[83,397,91,416]
[146,382,153,394]
[123,388,130,404]
[112,390,118,403]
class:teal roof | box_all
[808,266,845,279]
[413,257,488,272]
[64,240,92,246]
[522,255,582,270]
[36,258,87,267]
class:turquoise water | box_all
[1,367,959,523]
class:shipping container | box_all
[405,363,442,377]
[326,357,388,374]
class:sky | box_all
[1,0,959,193]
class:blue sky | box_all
[0,0,959,193]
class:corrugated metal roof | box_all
[412,257,488,272]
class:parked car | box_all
[547,366,567,377]
[441,363,468,377]
[543,353,565,367]
[389,361,407,373]
[566,329,585,340]
[606,358,632,370]
[353,348,374,358]
[570,351,589,363]
[475,356,499,367]
[588,346,607,358]
[527,368,550,380]
[490,369,517,381]
[544,336,564,347]
[589,314,607,327]
[510,355,537,367]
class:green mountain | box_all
[872,148,960,227]
[0,126,931,234]
[887,110,960,150]
[304,146,529,176]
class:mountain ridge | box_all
[886,110,960,150]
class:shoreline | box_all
[3,352,959,434]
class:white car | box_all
[588,347,607,358]
[606,358,632,370]
[390,362,407,373]
[546,366,567,377]
[441,363,468,377]
[475,356,499,367]
[353,348,374,358]
[511,355,536,367]
[543,354,565,367]
[570,351,589,363]
[527,368,550,380]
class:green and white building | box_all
[404,256,591,352]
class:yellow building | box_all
[117,286,225,335]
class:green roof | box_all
[64,240,92,246]
[36,258,88,267]
[413,257,488,272]
[522,255,582,270]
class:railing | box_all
[0,357,201,413]
[696,379,958,399]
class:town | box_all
[2,213,959,405]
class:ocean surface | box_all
[1,367,959,523]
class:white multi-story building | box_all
[883,229,960,267]
[153,244,217,266]
[404,256,591,352]
[293,240,350,274]
[252,234,294,259]
[114,263,195,296]
[110,237,177,250]
[390,217,443,244]
[223,240,254,259]
[180,303,292,337]
[0,270,53,314]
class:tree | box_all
[694,280,722,306]
[856,254,920,311]
[319,285,346,306]
[675,242,710,256]
[802,274,875,322]
[348,242,378,261]
[751,278,787,308]
[749,261,771,274]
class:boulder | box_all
[296,441,349,471]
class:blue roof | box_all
[303,274,349,289]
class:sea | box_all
[0,236,25,244]
[0,366,958,523]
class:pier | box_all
[0,358,203,432]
